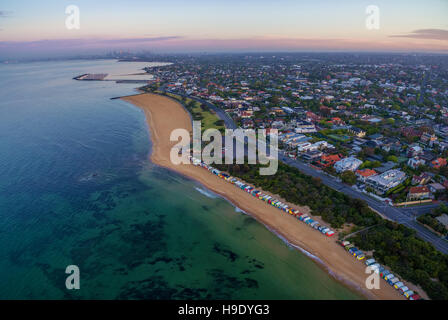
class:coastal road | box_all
[158,88,238,129]
[159,89,448,254]
[279,153,448,254]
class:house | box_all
[412,173,431,185]
[420,152,436,163]
[297,141,332,153]
[271,120,284,129]
[349,127,366,138]
[368,133,383,141]
[407,157,426,169]
[305,111,321,122]
[334,157,363,173]
[241,118,254,128]
[439,141,448,151]
[431,158,447,169]
[381,138,402,152]
[375,161,397,174]
[317,154,341,168]
[366,169,407,194]
[420,132,437,146]
[355,169,377,182]
[295,120,317,133]
[407,145,423,157]
[401,127,421,139]
[428,183,445,194]
[302,150,323,161]
[408,186,430,200]
[297,142,312,152]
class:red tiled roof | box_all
[356,169,377,177]
[409,186,430,194]
[432,158,447,167]
[321,154,341,162]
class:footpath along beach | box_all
[122,92,404,300]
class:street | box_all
[166,90,448,254]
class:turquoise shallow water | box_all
[0,60,362,299]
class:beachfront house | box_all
[366,169,407,195]
[408,186,430,200]
[334,157,363,173]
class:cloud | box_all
[1,35,448,59]
[0,36,184,49]
[389,29,448,41]
[100,36,183,43]
[0,10,12,18]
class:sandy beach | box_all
[122,92,405,300]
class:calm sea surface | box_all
[0,60,362,299]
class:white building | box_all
[334,157,363,173]
[407,157,425,169]
[295,121,317,133]
[365,169,407,194]
[297,141,333,153]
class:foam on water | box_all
[194,186,218,199]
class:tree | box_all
[387,155,398,163]
[341,170,357,185]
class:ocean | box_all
[0,59,362,299]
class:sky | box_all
[0,0,447,59]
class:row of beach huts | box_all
[339,240,422,300]
[189,156,335,237]
[190,156,423,300]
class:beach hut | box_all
[394,282,404,290]
[384,273,395,281]
[341,241,350,247]
[353,250,363,257]
[381,270,390,278]
[369,263,380,273]
[345,244,354,251]
[399,286,409,294]
[387,277,399,286]
[403,290,414,299]
[410,294,421,300]
[365,258,376,266]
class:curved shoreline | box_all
[121,92,404,300]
